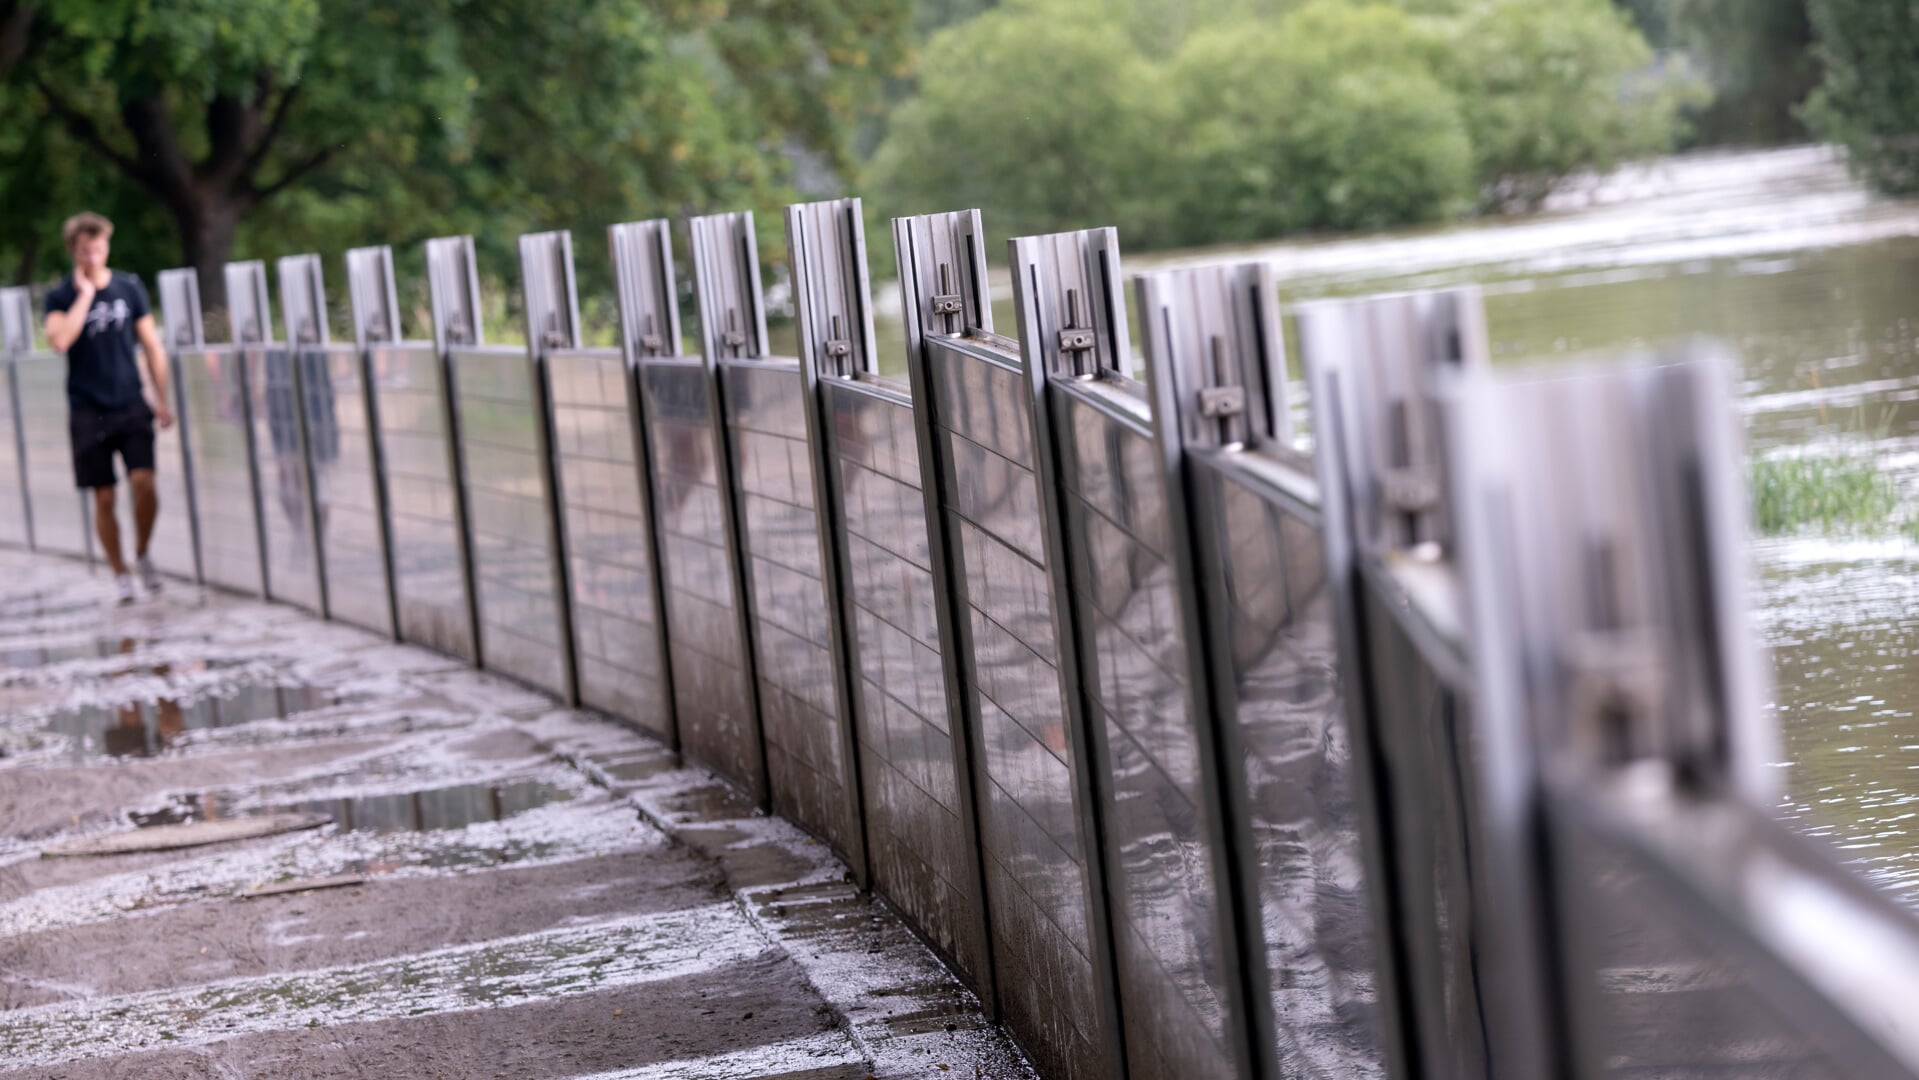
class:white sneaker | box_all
[114,573,137,605]
[137,555,163,595]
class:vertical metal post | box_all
[685,208,773,809]
[1300,287,1514,1079]
[516,229,584,707]
[1137,261,1408,1080]
[783,196,879,888]
[223,260,274,598]
[0,288,36,549]
[156,268,206,585]
[608,218,686,748]
[889,208,1000,1009]
[424,235,486,670]
[1008,225,1131,1078]
[345,245,404,641]
[276,253,334,621]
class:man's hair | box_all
[62,212,113,254]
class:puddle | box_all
[132,779,574,836]
[0,638,150,671]
[33,680,340,761]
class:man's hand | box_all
[154,402,175,430]
[73,268,97,303]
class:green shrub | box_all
[1440,0,1706,208]
[1805,0,1919,194]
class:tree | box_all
[1168,5,1474,241]
[867,2,1172,249]
[1805,0,1919,194]
[1669,0,1818,144]
[1441,0,1703,208]
[0,0,907,301]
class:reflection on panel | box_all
[0,361,27,547]
[1361,582,1488,1079]
[175,349,261,595]
[245,346,322,612]
[1050,383,1233,1079]
[450,346,569,698]
[548,347,669,738]
[367,343,474,661]
[823,377,990,983]
[1553,800,1846,1079]
[302,344,391,636]
[16,355,89,558]
[638,358,762,796]
[721,360,859,865]
[146,374,198,581]
[1192,453,1385,1078]
[924,336,1109,1080]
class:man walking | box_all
[42,212,175,603]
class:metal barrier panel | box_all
[0,359,27,547]
[1046,376,1245,1079]
[1550,791,1873,1079]
[548,344,670,737]
[449,344,571,698]
[17,354,91,558]
[637,356,763,795]
[820,374,993,980]
[144,376,200,582]
[174,347,264,596]
[368,342,475,660]
[718,356,862,855]
[1187,452,1387,1078]
[243,345,324,612]
[301,343,392,636]
[920,325,1119,1079]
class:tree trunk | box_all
[11,231,38,287]
[175,196,244,331]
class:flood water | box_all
[1252,146,1919,905]
[882,145,1919,905]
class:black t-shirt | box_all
[44,271,151,413]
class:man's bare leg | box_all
[129,468,159,556]
[92,484,126,575]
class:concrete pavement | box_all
[0,550,1033,1079]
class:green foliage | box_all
[872,0,1692,251]
[0,0,908,299]
[867,3,1172,247]
[1442,0,1703,207]
[1168,8,1473,242]
[1805,0,1919,194]
[1750,452,1906,537]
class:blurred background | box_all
[2,0,1916,904]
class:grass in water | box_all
[1751,452,1908,538]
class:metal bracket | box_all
[892,209,992,360]
[518,230,582,356]
[425,235,485,352]
[1009,226,1131,381]
[0,286,34,356]
[786,197,878,379]
[1136,261,1286,453]
[223,261,275,345]
[345,246,402,348]
[1298,287,1487,556]
[156,270,205,350]
[688,211,768,363]
[610,219,683,361]
[1449,350,1772,803]
[276,254,330,347]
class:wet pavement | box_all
[0,550,1034,1079]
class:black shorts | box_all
[70,402,156,489]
